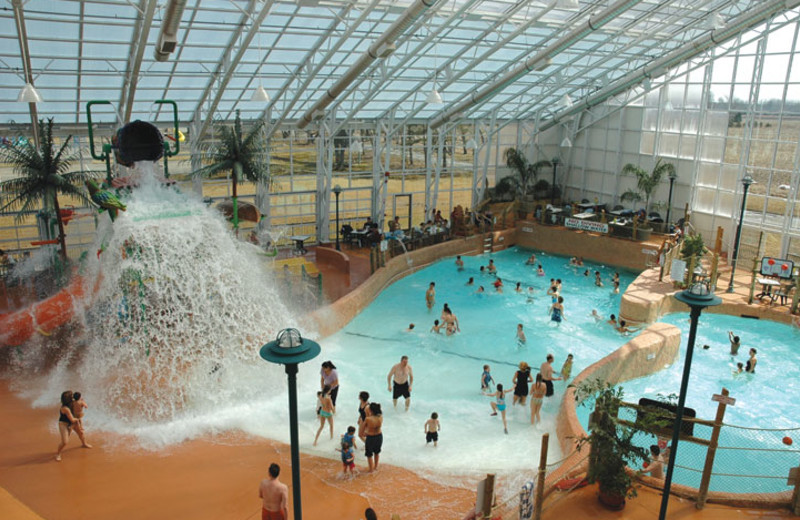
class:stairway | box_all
[483,235,493,255]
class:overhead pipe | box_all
[429,0,643,131]
[154,0,188,62]
[538,0,800,133]
[11,0,40,147]
[297,0,440,129]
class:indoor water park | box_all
[1,1,800,520]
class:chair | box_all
[775,281,796,306]
[612,205,624,211]
[649,212,662,220]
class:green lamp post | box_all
[658,282,721,520]
[260,328,321,520]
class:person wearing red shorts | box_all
[259,462,288,520]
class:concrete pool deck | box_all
[2,223,798,519]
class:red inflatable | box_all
[784,436,793,446]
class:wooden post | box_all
[791,269,799,315]
[748,256,759,304]
[481,473,496,519]
[687,255,696,286]
[633,217,638,241]
[697,388,731,509]
[790,466,800,515]
[533,433,550,520]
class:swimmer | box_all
[569,257,578,266]
[560,353,574,380]
[728,331,741,356]
[746,348,757,373]
[595,271,604,287]
[526,286,535,302]
[583,269,590,277]
[480,265,486,275]
[488,259,497,274]
[733,362,744,375]
[540,354,562,398]
[455,255,464,271]
[537,264,545,276]
[515,282,522,293]
[475,285,485,294]
[481,364,494,391]
[530,373,546,425]
[493,278,503,293]
[512,362,533,406]
[607,314,618,327]
[484,383,513,434]
[466,277,475,286]
[516,323,526,345]
[549,296,565,324]
[525,253,537,265]
[313,385,335,446]
[590,309,603,321]
[613,280,620,294]
[576,257,584,266]
[442,307,460,334]
[555,278,563,291]
[426,282,436,311]
[430,320,443,333]
[424,412,441,447]
[616,319,641,334]
[405,323,415,332]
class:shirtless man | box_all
[363,402,384,472]
[259,463,288,520]
[387,356,414,410]
[728,331,741,356]
[540,354,562,398]
[455,255,464,271]
[426,282,436,311]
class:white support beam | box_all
[316,117,334,243]
[11,0,40,147]
[120,0,159,123]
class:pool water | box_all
[314,247,639,479]
[577,313,800,494]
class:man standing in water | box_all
[259,463,288,520]
[540,354,562,398]
[388,355,414,410]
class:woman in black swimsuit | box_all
[357,391,370,441]
[512,362,533,406]
[56,390,77,461]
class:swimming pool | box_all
[577,312,800,494]
[312,247,639,479]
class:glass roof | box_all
[0,0,781,134]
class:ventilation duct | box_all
[154,0,187,62]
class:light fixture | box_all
[251,85,270,102]
[17,83,42,103]
[251,33,270,103]
[559,94,573,108]
[643,78,652,90]
[561,136,572,148]
[557,0,580,10]
[664,100,674,111]
[465,137,477,150]
[427,85,443,105]
[535,57,553,72]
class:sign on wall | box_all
[564,218,608,234]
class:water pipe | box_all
[86,100,114,185]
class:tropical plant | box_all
[503,148,552,199]
[574,379,669,508]
[680,233,707,261]
[620,158,675,216]
[192,110,269,232]
[0,118,100,261]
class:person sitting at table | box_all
[362,216,374,230]
[388,216,401,233]
[434,210,444,224]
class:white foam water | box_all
[7,163,308,448]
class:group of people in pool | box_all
[480,354,574,434]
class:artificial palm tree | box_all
[0,118,99,262]
[192,110,269,233]
[503,148,551,199]
[620,158,676,215]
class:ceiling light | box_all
[251,85,270,102]
[427,87,443,105]
[17,83,43,103]
[707,13,726,30]
[643,78,652,90]
[559,94,573,108]
[557,0,580,10]
[664,100,674,111]
[535,57,553,72]
[561,137,572,148]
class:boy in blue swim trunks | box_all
[481,365,494,391]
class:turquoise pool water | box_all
[577,313,800,494]
[314,247,638,478]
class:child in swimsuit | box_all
[530,374,547,426]
[485,383,512,434]
[481,365,494,391]
[537,264,545,276]
[342,425,358,449]
[313,385,335,447]
[424,412,440,447]
[560,354,574,380]
[340,441,356,477]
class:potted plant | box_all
[0,118,101,262]
[680,233,706,261]
[574,379,666,510]
[192,110,270,234]
[533,179,551,200]
[620,159,675,240]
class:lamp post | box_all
[726,174,755,293]
[551,157,560,205]
[658,282,721,520]
[665,170,678,228]
[333,184,342,251]
[260,329,321,520]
